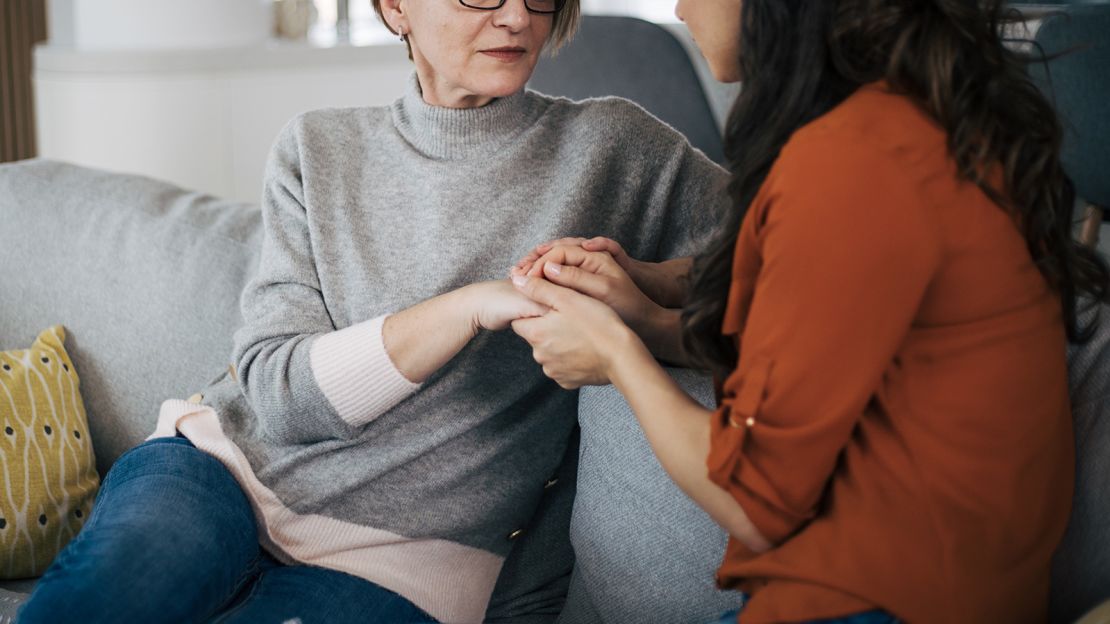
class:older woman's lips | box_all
[480,47,526,61]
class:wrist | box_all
[629,260,686,309]
[601,322,649,381]
[642,307,686,365]
[655,258,692,308]
[652,259,688,306]
[455,283,486,339]
[627,260,665,306]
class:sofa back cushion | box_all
[529,15,725,165]
[0,160,262,474]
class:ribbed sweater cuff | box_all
[310,315,420,428]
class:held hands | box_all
[514,237,691,308]
[515,237,638,279]
[509,272,638,389]
[511,244,664,338]
[507,239,666,389]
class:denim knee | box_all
[18,435,262,624]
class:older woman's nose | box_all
[491,0,532,31]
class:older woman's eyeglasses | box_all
[458,0,567,15]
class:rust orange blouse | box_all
[706,84,1074,624]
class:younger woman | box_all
[510,0,1109,622]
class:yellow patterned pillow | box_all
[0,326,99,579]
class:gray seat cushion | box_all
[561,369,742,624]
[0,159,262,473]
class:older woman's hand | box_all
[510,274,640,389]
[511,245,662,339]
[465,279,550,332]
[513,236,692,308]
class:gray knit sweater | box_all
[152,74,725,623]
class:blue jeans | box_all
[712,604,899,623]
[19,437,437,624]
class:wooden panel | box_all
[1,0,47,163]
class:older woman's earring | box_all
[397,27,407,43]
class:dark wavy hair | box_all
[681,0,1110,381]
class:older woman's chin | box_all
[471,69,538,98]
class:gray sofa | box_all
[1,155,1108,623]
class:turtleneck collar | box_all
[389,72,546,160]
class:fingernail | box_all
[512,274,529,287]
[544,263,562,276]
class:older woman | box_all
[17,1,724,623]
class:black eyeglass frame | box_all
[457,0,567,15]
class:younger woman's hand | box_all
[514,236,691,308]
[510,274,640,389]
[511,245,662,339]
[515,236,636,276]
[465,280,550,332]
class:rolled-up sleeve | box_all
[706,137,944,545]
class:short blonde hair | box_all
[371,0,581,55]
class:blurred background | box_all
[1,0,725,203]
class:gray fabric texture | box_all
[559,369,743,624]
[1051,302,1110,624]
[210,73,725,559]
[486,428,580,622]
[0,160,262,475]
[0,587,26,623]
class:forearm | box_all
[637,308,693,368]
[606,333,772,553]
[383,286,480,383]
[634,257,692,308]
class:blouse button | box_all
[745,417,756,428]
